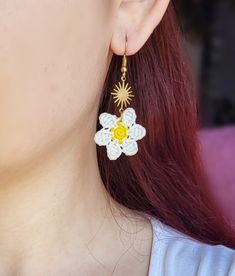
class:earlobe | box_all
[110,0,170,56]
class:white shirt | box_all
[146,215,235,276]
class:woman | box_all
[0,0,234,275]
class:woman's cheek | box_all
[0,0,110,169]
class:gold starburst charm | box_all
[111,80,134,112]
[111,49,135,115]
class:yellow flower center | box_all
[110,121,129,144]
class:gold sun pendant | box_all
[111,79,134,112]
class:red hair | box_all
[96,3,235,248]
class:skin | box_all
[0,0,169,275]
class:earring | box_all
[94,35,146,160]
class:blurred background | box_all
[174,0,235,228]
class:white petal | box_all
[106,141,122,160]
[121,139,138,156]
[94,129,112,146]
[122,108,136,127]
[127,124,146,141]
[99,112,118,128]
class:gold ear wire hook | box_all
[124,33,128,56]
[111,33,133,116]
[121,34,128,81]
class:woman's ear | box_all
[111,0,170,55]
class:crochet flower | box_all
[94,107,146,160]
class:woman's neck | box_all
[0,132,114,272]
[0,132,153,275]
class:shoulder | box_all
[146,215,235,276]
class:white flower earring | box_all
[94,35,146,160]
